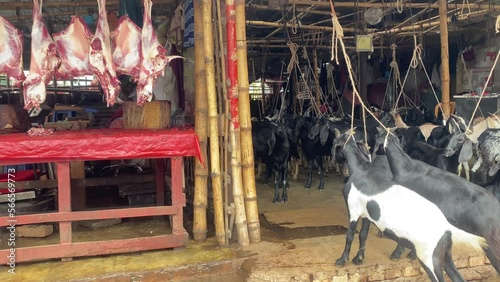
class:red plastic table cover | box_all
[0,128,203,166]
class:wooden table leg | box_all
[170,157,186,238]
[156,159,165,206]
[57,162,73,261]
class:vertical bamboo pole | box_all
[193,0,208,242]
[216,0,230,245]
[201,0,225,246]
[226,0,250,247]
[235,0,261,243]
[439,0,451,119]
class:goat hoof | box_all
[377,230,384,238]
[407,251,417,260]
[352,255,364,265]
[389,251,402,261]
[335,258,347,267]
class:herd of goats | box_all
[251,107,500,282]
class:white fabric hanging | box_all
[431,63,441,88]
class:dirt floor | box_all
[0,167,498,281]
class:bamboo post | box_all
[235,0,261,243]
[201,0,226,245]
[438,0,451,119]
[216,0,230,245]
[193,0,209,242]
[226,0,250,247]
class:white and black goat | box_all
[471,128,500,178]
[332,129,477,282]
[371,127,500,275]
[444,114,500,181]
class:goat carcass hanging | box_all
[23,0,61,110]
[0,17,26,87]
[111,15,142,78]
[52,16,94,79]
[89,0,120,106]
[136,0,182,106]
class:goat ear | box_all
[333,128,341,138]
[489,156,500,177]
[458,139,473,163]
[267,130,276,156]
[319,124,329,146]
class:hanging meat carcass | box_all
[52,16,94,79]
[136,0,182,106]
[23,0,61,110]
[0,17,26,87]
[89,0,120,106]
[111,15,142,78]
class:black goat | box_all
[410,141,460,174]
[372,127,500,275]
[332,129,467,282]
[252,120,290,203]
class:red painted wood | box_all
[0,128,193,263]
[0,128,203,166]
[225,1,240,130]
[156,159,165,206]
[0,206,178,226]
[171,157,185,235]
[0,234,188,264]
[57,162,72,246]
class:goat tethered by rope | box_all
[466,49,500,132]
[328,0,390,140]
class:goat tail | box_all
[483,228,500,274]
[450,226,487,253]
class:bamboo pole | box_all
[201,0,225,245]
[235,0,261,243]
[226,0,250,247]
[216,0,230,245]
[439,0,451,119]
[247,3,333,16]
[193,0,208,242]
[288,0,500,9]
[246,20,375,33]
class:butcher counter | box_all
[0,128,202,264]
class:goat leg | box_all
[305,158,313,189]
[407,249,417,260]
[273,169,280,203]
[352,218,371,265]
[336,220,358,266]
[264,161,272,184]
[292,157,299,180]
[463,162,470,181]
[317,156,325,190]
[281,166,288,203]
[389,243,407,260]
[471,154,482,173]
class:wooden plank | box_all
[0,174,160,190]
[0,234,188,264]
[0,191,35,203]
[0,206,178,226]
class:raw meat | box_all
[111,15,142,78]
[52,16,94,80]
[136,0,182,106]
[23,0,61,110]
[0,16,26,87]
[89,0,120,106]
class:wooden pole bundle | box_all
[438,0,451,119]
[235,0,261,243]
[201,0,226,245]
[193,0,208,242]
[226,0,250,247]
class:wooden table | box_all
[0,128,202,263]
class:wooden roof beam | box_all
[289,0,500,10]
